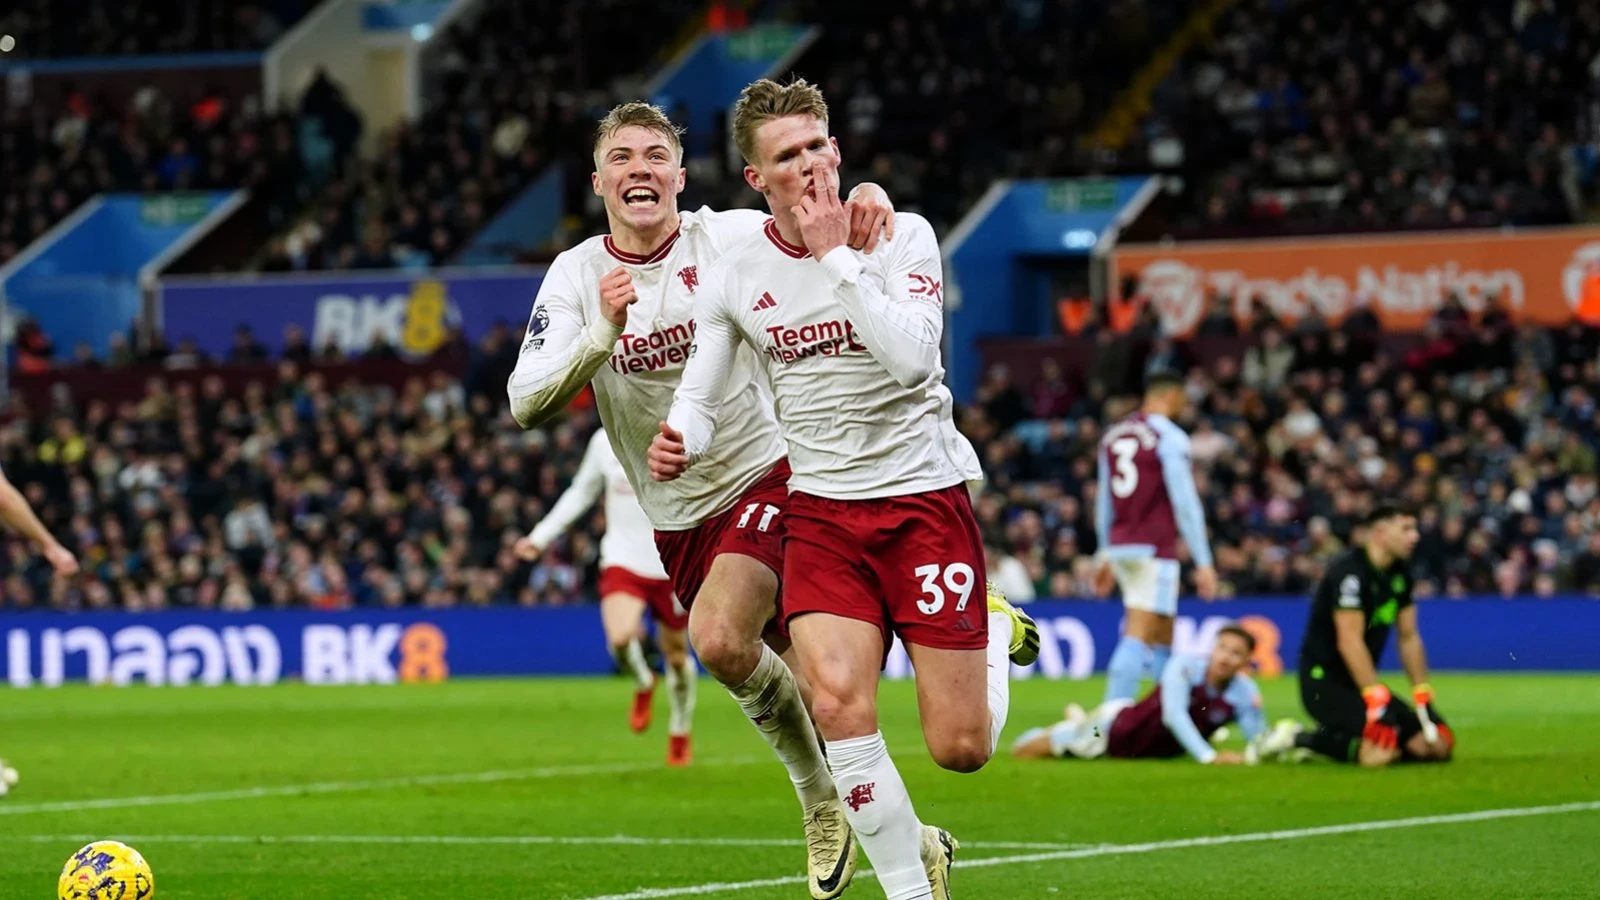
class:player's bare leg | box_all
[600,593,656,732]
[659,625,697,766]
[793,614,932,900]
[1010,729,1058,760]
[1106,607,1174,703]
[895,586,1036,774]
[689,555,852,899]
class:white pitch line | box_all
[567,800,1600,900]
[0,757,761,817]
[10,833,1095,852]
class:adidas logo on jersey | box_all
[752,291,778,311]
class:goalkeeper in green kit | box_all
[1258,506,1455,767]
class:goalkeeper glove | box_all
[1412,683,1454,749]
[1361,684,1399,750]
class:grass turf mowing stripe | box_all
[0,757,763,816]
[14,834,1096,851]
[567,800,1600,900]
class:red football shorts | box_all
[598,565,687,631]
[654,459,791,613]
[782,483,989,651]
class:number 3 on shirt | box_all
[915,562,976,615]
[1109,436,1141,498]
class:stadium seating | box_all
[255,0,710,271]
[1139,0,1600,235]
[672,0,1204,235]
[0,0,316,57]
[0,90,309,268]
[964,310,1600,602]
[3,2,1599,611]
[2,309,1596,611]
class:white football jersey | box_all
[527,429,667,579]
[508,207,787,530]
[668,213,981,500]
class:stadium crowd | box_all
[0,74,353,270]
[1144,0,1600,232]
[0,0,315,57]
[1,302,1597,613]
[256,0,710,272]
[673,0,1202,236]
[967,295,1600,602]
[7,0,1594,271]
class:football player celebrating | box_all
[1094,372,1216,705]
[1261,505,1454,767]
[652,78,1039,900]
[1012,625,1266,764]
[508,101,893,898]
[516,428,696,765]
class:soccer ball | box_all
[0,759,16,797]
[58,841,154,900]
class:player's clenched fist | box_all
[793,161,850,260]
[44,544,78,577]
[649,421,691,482]
[599,266,638,327]
[844,182,895,254]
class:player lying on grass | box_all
[1093,372,1216,705]
[515,427,697,765]
[0,463,78,798]
[652,77,1040,900]
[1259,504,1454,767]
[1011,624,1265,764]
[508,101,894,898]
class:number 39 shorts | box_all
[782,483,989,652]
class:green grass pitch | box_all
[2,673,1598,898]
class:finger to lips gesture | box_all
[793,161,850,259]
[599,266,638,327]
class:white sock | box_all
[621,639,655,692]
[728,645,836,808]
[664,656,697,736]
[986,611,1015,753]
[827,733,931,900]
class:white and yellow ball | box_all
[59,841,154,900]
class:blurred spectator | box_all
[229,325,270,365]
[14,317,55,373]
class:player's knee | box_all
[929,731,992,773]
[687,620,757,683]
[807,683,876,740]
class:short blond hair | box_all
[592,101,684,166]
[732,78,829,165]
